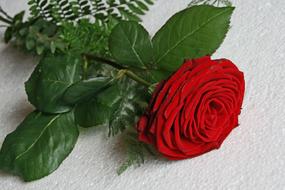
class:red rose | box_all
[137,56,245,160]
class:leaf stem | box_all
[83,53,125,70]
[122,70,152,87]
[83,53,152,87]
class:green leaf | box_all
[152,5,234,74]
[25,54,82,113]
[13,11,25,25]
[36,45,45,55]
[74,77,148,132]
[75,98,110,128]
[4,27,13,43]
[63,77,111,105]
[74,80,122,128]
[25,39,36,50]
[109,21,153,68]
[0,111,79,182]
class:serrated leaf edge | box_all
[153,6,234,65]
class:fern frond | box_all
[28,0,155,24]
[189,0,232,7]
[60,18,115,55]
[117,128,155,175]
[107,77,149,137]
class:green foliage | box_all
[109,21,153,69]
[0,111,79,182]
[107,77,149,136]
[25,54,82,113]
[152,5,234,80]
[73,80,122,128]
[3,13,114,56]
[74,76,149,133]
[108,6,234,82]
[1,0,155,57]
[117,128,155,175]
[4,12,66,55]
[28,0,154,24]
[0,2,236,180]
[74,97,111,128]
[63,77,112,104]
[84,58,116,78]
[189,0,232,7]
[59,19,117,55]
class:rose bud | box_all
[137,56,245,160]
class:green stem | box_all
[124,70,152,86]
[84,53,125,70]
[83,53,152,87]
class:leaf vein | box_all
[15,114,61,161]
[121,26,144,66]
[154,8,232,64]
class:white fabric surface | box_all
[0,0,284,189]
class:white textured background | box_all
[0,0,285,189]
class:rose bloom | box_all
[137,56,245,160]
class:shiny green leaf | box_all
[152,5,234,75]
[109,21,153,68]
[25,54,82,113]
[74,77,148,132]
[74,81,121,128]
[63,77,111,105]
[0,111,79,182]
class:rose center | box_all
[200,100,227,141]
